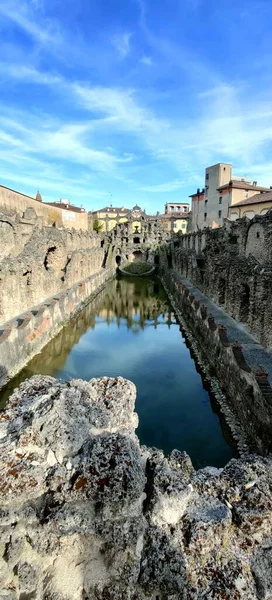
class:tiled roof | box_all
[218,181,271,192]
[45,202,86,213]
[92,207,129,213]
[231,191,272,207]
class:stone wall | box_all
[158,257,272,455]
[0,267,114,389]
[0,375,271,599]
[168,211,272,348]
[0,210,104,323]
[0,185,88,230]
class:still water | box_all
[0,277,236,468]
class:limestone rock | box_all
[0,375,272,599]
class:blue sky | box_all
[1,0,272,213]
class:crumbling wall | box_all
[169,211,272,348]
[0,375,271,599]
[0,210,104,323]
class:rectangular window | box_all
[170,206,174,211]
[183,206,187,212]
[205,199,208,205]
[204,213,207,221]
[182,223,186,228]
[177,206,180,211]
[219,196,222,204]
[218,210,222,218]
[206,173,209,180]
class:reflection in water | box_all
[0,277,237,468]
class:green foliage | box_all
[123,262,152,274]
[93,219,103,233]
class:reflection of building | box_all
[190,163,271,231]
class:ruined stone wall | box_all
[0,185,88,230]
[0,210,104,324]
[168,211,272,348]
[0,267,114,389]
[159,260,272,455]
[0,375,271,599]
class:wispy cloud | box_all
[112,32,133,58]
[0,1,58,45]
[140,56,153,66]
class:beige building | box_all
[0,185,89,231]
[190,164,271,231]
[229,191,272,220]
[158,201,190,234]
[89,206,130,232]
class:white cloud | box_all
[111,32,133,58]
[0,1,58,45]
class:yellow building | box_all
[229,191,272,220]
[90,204,150,234]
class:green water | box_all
[0,277,236,468]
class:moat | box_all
[0,277,236,468]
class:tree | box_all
[93,219,103,233]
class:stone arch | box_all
[0,219,15,257]
[133,250,144,263]
[43,245,66,275]
[245,222,265,261]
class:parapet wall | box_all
[169,211,272,348]
[0,375,271,599]
[0,209,104,323]
[0,185,88,230]
[159,255,272,455]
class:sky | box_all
[1,0,272,213]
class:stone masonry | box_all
[0,375,271,599]
[167,211,272,348]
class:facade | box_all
[0,185,88,231]
[158,201,191,234]
[164,202,190,215]
[190,188,205,231]
[89,206,133,232]
[190,164,271,231]
[158,212,190,234]
[229,191,272,220]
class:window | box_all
[219,196,222,204]
[218,210,222,218]
[205,199,208,205]
[177,206,180,211]
[170,206,174,211]
[206,173,209,181]
[182,223,186,228]
[204,213,207,221]
[183,206,187,212]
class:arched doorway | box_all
[116,255,121,266]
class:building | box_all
[190,163,271,231]
[190,188,205,231]
[158,212,191,234]
[89,206,133,232]
[164,202,190,215]
[0,185,88,230]
[229,191,272,220]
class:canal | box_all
[0,277,236,468]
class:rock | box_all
[0,375,272,599]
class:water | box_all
[0,277,237,468]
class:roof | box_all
[189,190,205,198]
[231,191,272,208]
[91,206,129,214]
[165,201,190,206]
[44,202,86,213]
[218,181,271,192]
[159,213,190,219]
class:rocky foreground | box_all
[0,376,271,600]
